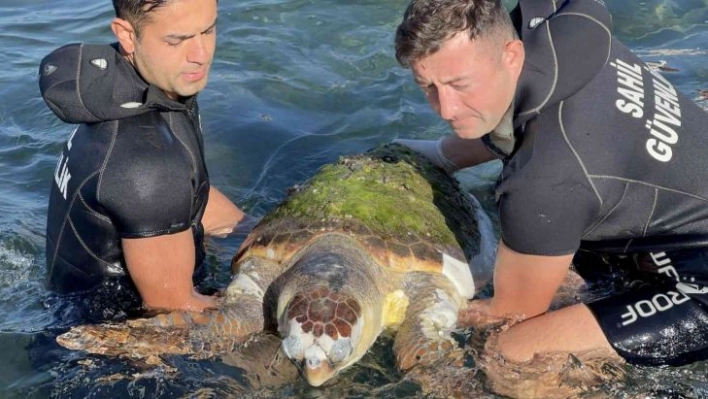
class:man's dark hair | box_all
[395,0,516,68]
[112,0,173,36]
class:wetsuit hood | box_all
[39,43,187,124]
[483,0,614,159]
[511,0,613,128]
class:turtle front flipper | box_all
[56,296,266,358]
[393,272,466,371]
[56,322,193,357]
[56,256,284,359]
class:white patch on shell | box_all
[442,193,497,299]
[266,248,276,259]
[224,273,264,302]
[442,253,475,299]
[419,289,460,339]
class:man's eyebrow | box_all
[414,76,431,86]
[444,76,469,85]
[165,32,195,41]
[164,19,218,41]
[202,18,218,34]
[414,75,469,86]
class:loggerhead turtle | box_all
[56,143,496,387]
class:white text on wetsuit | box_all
[611,58,683,163]
[620,252,690,326]
[54,127,76,200]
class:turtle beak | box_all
[303,356,337,387]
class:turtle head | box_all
[278,288,370,386]
[275,235,387,386]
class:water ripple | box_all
[0,0,706,397]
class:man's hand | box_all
[393,135,498,173]
[459,241,574,328]
[458,298,508,328]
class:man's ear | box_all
[111,18,137,54]
[503,39,525,78]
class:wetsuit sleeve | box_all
[499,177,601,256]
[515,0,613,122]
[97,118,197,238]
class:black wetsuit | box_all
[39,43,209,321]
[485,0,708,365]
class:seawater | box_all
[0,0,706,397]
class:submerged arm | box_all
[202,186,246,237]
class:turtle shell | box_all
[233,143,482,275]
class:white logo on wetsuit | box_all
[528,17,545,29]
[90,58,108,70]
[43,64,57,77]
[120,102,143,109]
[620,252,706,326]
[610,58,683,163]
[53,126,77,200]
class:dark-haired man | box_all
[40,0,247,321]
[394,0,708,374]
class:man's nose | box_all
[187,36,209,64]
[436,86,459,121]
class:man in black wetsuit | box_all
[39,0,248,321]
[394,0,708,376]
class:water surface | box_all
[0,0,706,397]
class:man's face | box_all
[411,32,522,139]
[131,0,217,100]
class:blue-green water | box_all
[0,1,706,397]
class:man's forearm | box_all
[393,134,499,174]
[440,135,498,169]
[459,242,574,327]
[123,230,217,312]
[203,186,244,237]
[489,242,574,319]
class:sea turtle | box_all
[56,143,497,387]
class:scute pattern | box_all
[285,288,361,340]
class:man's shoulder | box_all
[71,112,164,153]
[514,0,614,126]
[98,115,193,189]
